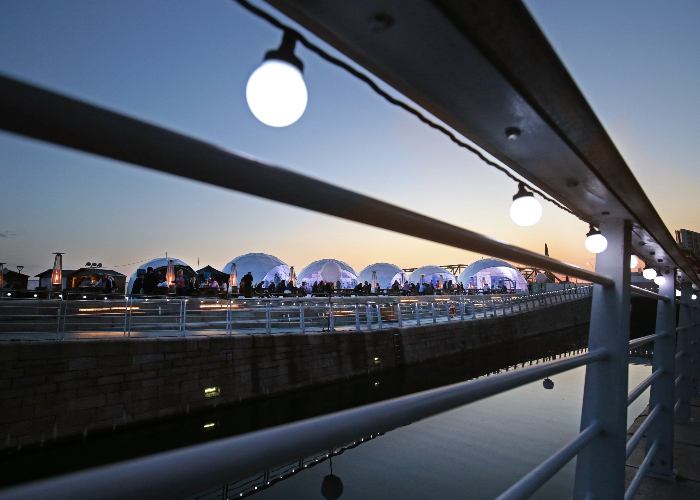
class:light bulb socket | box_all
[512,182,534,201]
[586,225,601,237]
[264,30,304,72]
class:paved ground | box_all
[626,395,700,499]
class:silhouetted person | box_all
[142,267,159,295]
[241,272,254,298]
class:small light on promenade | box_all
[642,266,657,280]
[247,31,307,127]
[585,226,607,254]
[510,183,542,226]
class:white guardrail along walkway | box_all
[0,287,592,339]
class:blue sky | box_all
[1,0,698,279]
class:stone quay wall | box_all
[0,297,591,451]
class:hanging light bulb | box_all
[676,289,681,297]
[630,255,638,269]
[654,274,666,286]
[510,183,542,226]
[693,294,697,300]
[585,225,607,253]
[246,31,308,127]
[642,266,657,280]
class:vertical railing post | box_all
[573,220,632,499]
[415,302,421,326]
[431,302,436,324]
[376,304,382,329]
[644,268,677,478]
[300,300,305,334]
[366,304,372,330]
[123,297,130,338]
[460,297,465,321]
[329,302,335,332]
[692,301,700,395]
[265,302,271,334]
[676,282,693,422]
[180,299,185,337]
[354,303,360,331]
[396,300,403,328]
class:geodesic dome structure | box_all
[222,253,290,287]
[358,263,408,289]
[127,257,195,293]
[458,258,528,292]
[297,259,358,289]
[408,266,456,286]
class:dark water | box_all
[0,329,652,499]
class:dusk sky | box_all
[1,0,699,280]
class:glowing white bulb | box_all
[510,194,542,226]
[585,233,608,253]
[246,60,307,127]
[654,275,666,286]
[642,268,657,280]
[693,294,697,300]
[630,255,638,269]
[676,289,681,297]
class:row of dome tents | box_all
[127,254,528,293]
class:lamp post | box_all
[229,263,238,295]
[51,253,64,291]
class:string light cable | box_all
[233,0,576,219]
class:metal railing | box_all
[0,286,592,339]
[0,75,698,500]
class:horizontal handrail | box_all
[626,404,661,459]
[625,440,659,500]
[0,348,607,500]
[0,74,613,287]
[629,285,669,302]
[627,368,663,406]
[494,422,601,500]
[629,332,667,349]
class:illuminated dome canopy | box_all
[127,257,195,292]
[222,253,290,287]
[408,266,456,286]
[458,258,528,292]
[358,263,408,288]
[297,259,358,289]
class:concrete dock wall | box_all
[0,297,591,451]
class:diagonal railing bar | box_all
[0,74,611,286]
[629,332,667,350]
[494,422,601,500]
[626,404,661,460]
[0,349,607,500]
[628,368,663,406]
[630,285,670,302]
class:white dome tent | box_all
[222,253,290,287]
[408,266,456,287]
[358,263,408,289]
[127,257,195,293]
[458,258,528,293]
[297,259,358,289]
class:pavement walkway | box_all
[625,395,700,499]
